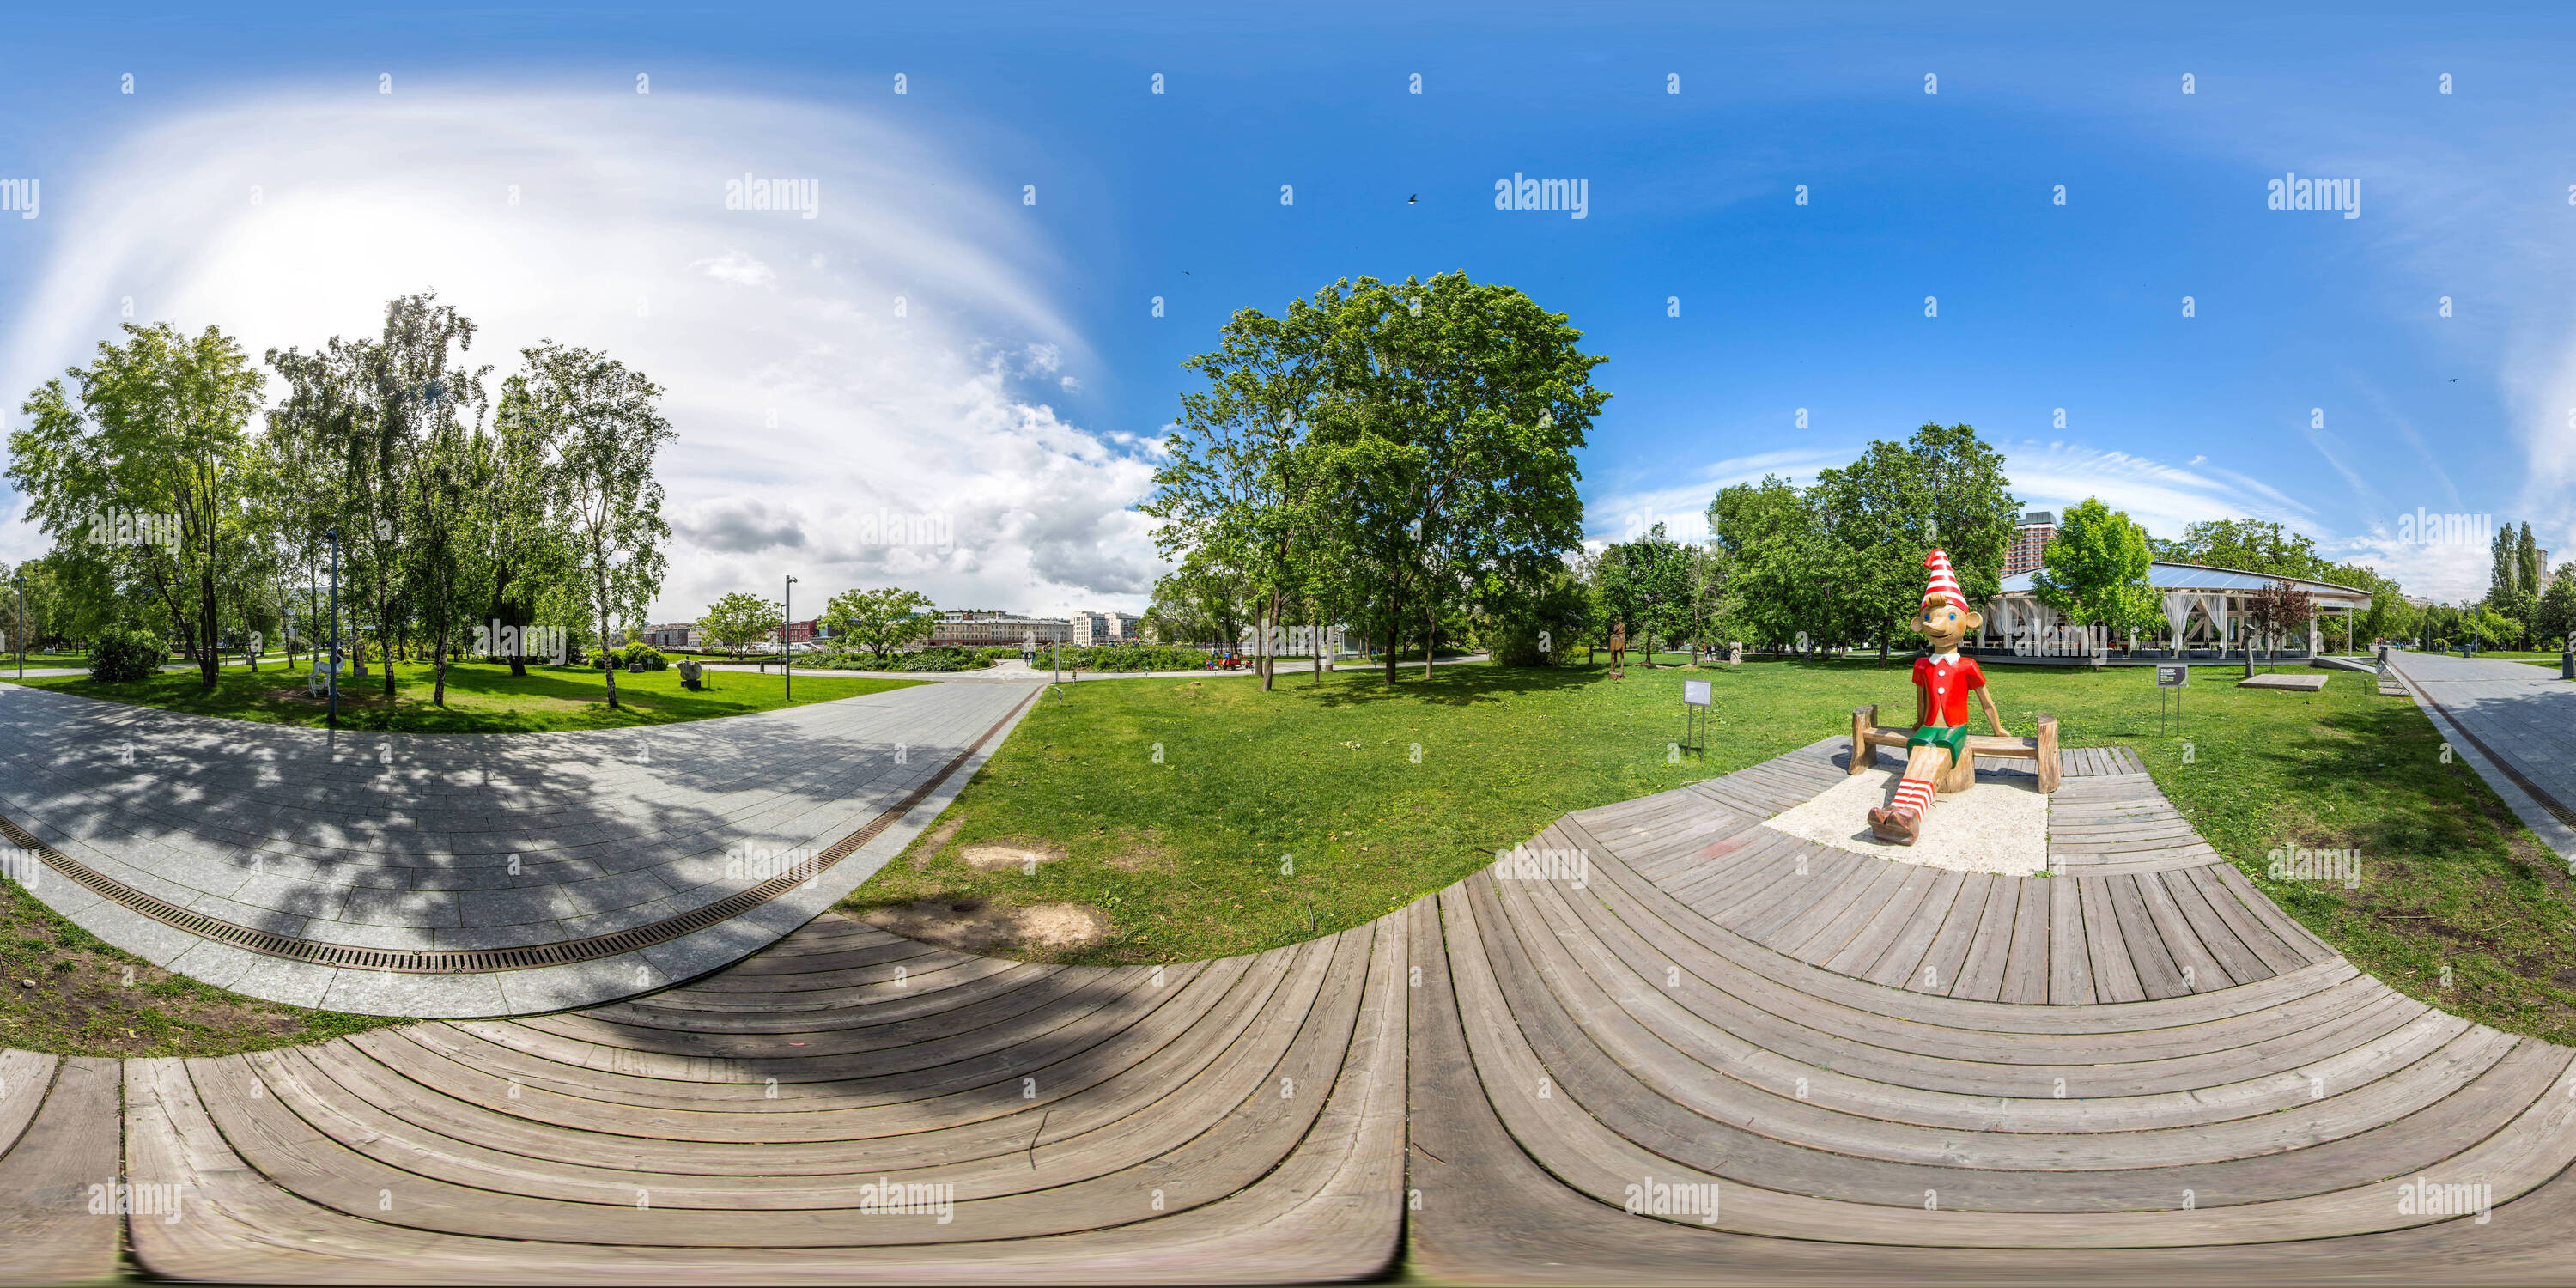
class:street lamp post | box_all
[784,575,799,702]
[325,528,341,729]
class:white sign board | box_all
[1682,680,1712,707]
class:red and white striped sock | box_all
[1888,776,1935,819]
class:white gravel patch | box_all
[1761,765,2049,877]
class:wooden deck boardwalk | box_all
[8,739,2575,1284]
[1409,739,2576,1285]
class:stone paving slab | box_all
[2235,672,2329,690]
[0,677,1043,1016]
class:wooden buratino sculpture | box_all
[1607,617,1627,679]
[1850,549,2060,845]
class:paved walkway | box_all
[2385,649,2576,862]
[15,739,2576,1284]
[0,678,1039,1016]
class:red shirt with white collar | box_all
[1911,652,1986,726]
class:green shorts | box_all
[1906,722,1971,766]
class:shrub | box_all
[618,643,670,671]
[88,629,165,683]
[885,646,995,671]
[1058,645,1215,672]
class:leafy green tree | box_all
[2239,579,2316,676]
[1145,556,1248,649]
[2031,498,2159,649]
[1596,523,1695,665]
[2155,518,2333,580]
[11,321,266,688]
[544,344,674,710]
[401,375,494,705]
[819,586,939,663]
[1711,475,1827,652]
[1681,540,1735,659]
[1148,274,1605,687]
[1803,423,2018,662]
[1479,560,1594,665]
[477,354,578,676]
[701,592,782,657]
[2465,602,2520,651]
[1311,273,1606,683]
[264,292,483,690]
[2536,566,2576,652]
[1145,289,1341,690]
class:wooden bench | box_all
[1849,703,2060,793]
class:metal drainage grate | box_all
[0,688,1036,974]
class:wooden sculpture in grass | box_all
[1866,549,2012,846]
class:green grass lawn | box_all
[849,656,2576,1043]
[0,875,399,1058]
[10,658,926,732]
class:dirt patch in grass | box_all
[908,813,968,871]
[957,840,1068,873]
[860,896,1110,956]
[0,878,401,1058]
[1103,830,1175,873]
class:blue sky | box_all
[3,2,2569,617]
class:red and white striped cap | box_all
[1922,548,1966,611]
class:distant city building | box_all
[640,622,696,648]
[928,611,1071,647]
[1070,610,1144,647]
[2005,510,2057,578]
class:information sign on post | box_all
[2156,664,2186,736]
[1680,679,1711,758]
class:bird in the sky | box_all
[2450,377,2458,381]
[1407,194,1418,204]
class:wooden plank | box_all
[1856,868,1966,987]
[1820,864,1944,973]
[2160,866,2273,984]
[1949,875,2021,1001]
[2046,875,2094,1005]
[0,1054,121,1285]
[1781,860,1915,963]
[1910,872,1993,995]
[2208,861,2341,963]
[2187,864,2315,975]
[2135,869,2233,992]
[2078,875,2148,1003]
[2105,872,2190,999]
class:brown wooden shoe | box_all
[1870,808,1922,846]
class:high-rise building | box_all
[2005,511,2056,578]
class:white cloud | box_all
[690,250,776,288]
[0,91,1162,620]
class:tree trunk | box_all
[433,623,450,707]
[1384,591,1402,684]
[1422,596,1434,681]
[1311,605,1321,685]
[196,564,219,690]
[378,590,396,695]
[1261,592,1277,692]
